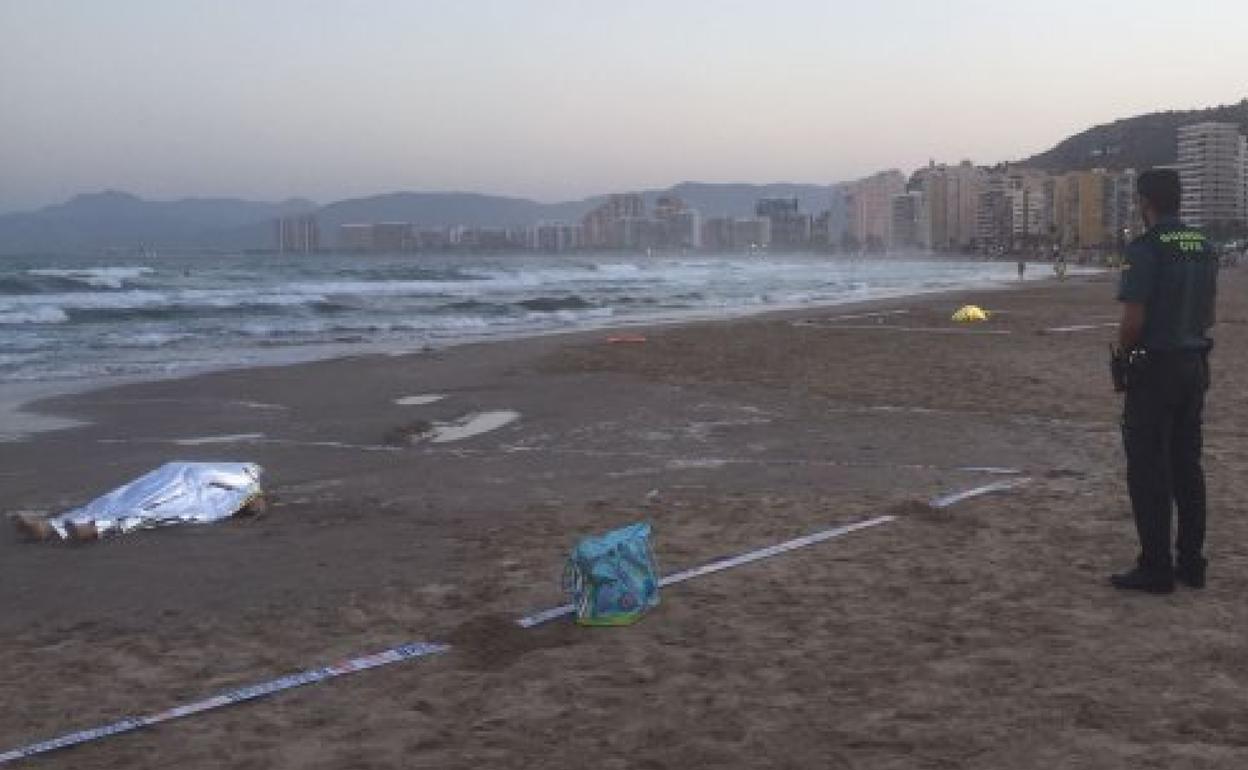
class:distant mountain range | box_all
[1020,99,1248,172]
[4,98,1244,255]
[0,191,316,255]
[0,182,850,255]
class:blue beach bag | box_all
[563,522,660,626]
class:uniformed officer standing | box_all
[1111,168,1218,594]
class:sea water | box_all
[0,252,1068,388]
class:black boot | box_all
[1175,557,1207,589]
[1110,565,1174,594]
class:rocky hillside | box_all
[1022,99,1248,172]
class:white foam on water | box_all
[395,394,445,406]
[0,307,69,325]
[429,411,519,443]
[27,266,154,289]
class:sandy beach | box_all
[3,268,1247,769]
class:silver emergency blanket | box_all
[47,462,263,539]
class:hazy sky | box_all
[2,0,1246,212]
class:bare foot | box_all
[239,495,267,517]
[11,513,58,542]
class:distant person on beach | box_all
[1110,168,1218,594]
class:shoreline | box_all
[4,269,1088,442]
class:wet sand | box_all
[2,268,1247,769]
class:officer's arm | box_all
[1116,239,1156,350]
[1119,302,1145,350]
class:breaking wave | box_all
[1,252,1077,384]
[23,266,154,291]
[0,307,70,325]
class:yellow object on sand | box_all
[951,305,989,323]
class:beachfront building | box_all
[1108,169,1142,245]
[699,216,770,252]
[1042,168,1143,253]
[1003,168,1048,250]
[975,172,1011,252]
[889,191,923,250]
[916,161,982,251]
[529,221,583,253]
[667,209,701,249]
[455,227,520,250]
[731,218,771,250]
[582,193,645,249]
[1177,122,1247,231]
[844,170,905,251]
[1075,171,1111,249]
[653,195,702,250]
[700,216,732,251]
[810,209,836,250]
[274,215,319,254]
[416,227,452,250]
[372,222,413,253]
[338,223,373,252]
[756,197,811,251]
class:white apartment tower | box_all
[1176,122,1247,229]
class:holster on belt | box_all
[1110,345,1148,393]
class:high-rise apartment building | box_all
[1108,169,1142,245]
[976,172,1011,251]
[917,162,981,251]
[1004,169,1047,245]
[275,215,319,253]
[530,222,583,252]
[756,197,811,251]
[699,216,769,251]
[338,223,373,252]
[654,195,701,249]
[730,218,771,250]
[1177,122,1247,229]
[889,192,923,249]
[582,193,645,249]
[701,217,733,251]
[372,222,413,252]
[844,170,905,249]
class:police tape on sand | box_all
[0,642,449,765]
[0,478,1027,765]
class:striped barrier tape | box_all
[0,642,449,765]
[929,477,1030,509]
[517,515,895,628]
[1,479,1028,763]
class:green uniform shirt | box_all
[1117,215,1218,351]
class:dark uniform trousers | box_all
[1122,349,1210,572]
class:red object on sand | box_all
[607,334,647,344]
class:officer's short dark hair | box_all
[1137,169,1181,216]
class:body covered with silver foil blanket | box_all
[44,462,263,540]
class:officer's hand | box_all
[1110,345,1128,393]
